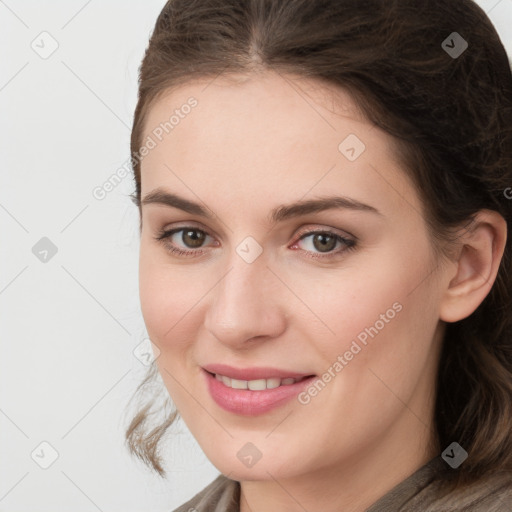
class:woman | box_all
[125,0,512,510]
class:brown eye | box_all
[311,233,337,253]
[293,229,356,260]
[155,227,213,257]
[181,229,206,248]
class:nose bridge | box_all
[204,246,285,345]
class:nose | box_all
[203,250,287,348]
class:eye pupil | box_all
[183,229,205,248]
[313,233,336,253]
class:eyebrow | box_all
[141,187,383,223]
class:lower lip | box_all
[203,369,316,416]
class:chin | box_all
[204,445,302,481]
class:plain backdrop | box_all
[1,1,511,511]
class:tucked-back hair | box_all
[126,0,512,491]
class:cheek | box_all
[138,244,200,349]
[288,257,411,351]
[138,247,204,410]
[285,252,440,459]
[298,241,437,378]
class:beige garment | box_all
[172,456,512,511]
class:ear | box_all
[439,209,507,323]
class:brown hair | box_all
[126,0,512,491]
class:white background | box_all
[1,1,511,511]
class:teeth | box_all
[231,378,248,389]
[266,378,281,389]
[214,373,302,390]
[248,379,266,391]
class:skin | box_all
[137,70,506,512]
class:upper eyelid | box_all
[154,208,358,238]
[161,225,354,245]
[160,222,351,234]
[295,225,355,240]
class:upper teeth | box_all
[215,373,302,390]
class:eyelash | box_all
[154,226,357,261]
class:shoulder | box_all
[424,470,512,512]
[172,474,240,512]
[368,457,512,512]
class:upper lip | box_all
[203,363,314,381]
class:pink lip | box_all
[202,368,316,416]
[202,363,313,381]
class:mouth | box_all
[202,366,317,416]
[202,362,314,381]
[205,370,314,391]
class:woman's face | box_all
[138,71,449,481]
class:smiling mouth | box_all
[205,371,315,391]
[203,369,318,415]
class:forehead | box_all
[139,71,422,220]
[142,71,367,147]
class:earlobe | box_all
[439,210,507,323]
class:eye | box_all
[154,227,214,257]
[290,229,356,260]
[154,226,357,260]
